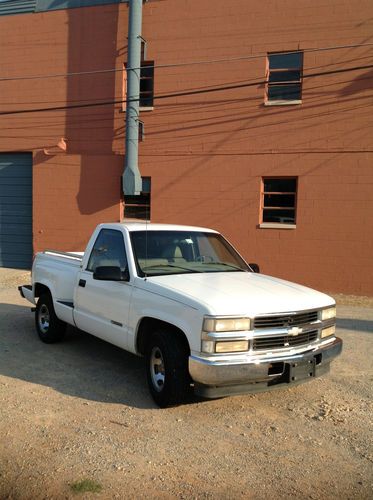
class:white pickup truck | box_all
[19,222,342,407]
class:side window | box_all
[122,61,154,111]
[140,61,154,108]
[260,177,297,226]
[86,229,128,273]
[265,51,303,104]
[124,176,151,221]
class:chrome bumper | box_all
[18,285,36,305]
[189,337,342,398]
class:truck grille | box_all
[254,310,318,329]
[253,330,318,351]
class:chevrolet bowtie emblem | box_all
[288,326,303,336]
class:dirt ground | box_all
[0,268,372,499]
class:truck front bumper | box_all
[189,337,342,398]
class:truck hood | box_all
[145,272,334,316]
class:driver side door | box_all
[74,228,133,350]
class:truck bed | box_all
[32,250,84,325]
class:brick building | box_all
[0,0,372,294]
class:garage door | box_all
[0,153,32,269]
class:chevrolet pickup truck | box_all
[19,222,342,407]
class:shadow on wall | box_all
[339,68,373,96]
[0,302,155,409]
[64,3,124,215]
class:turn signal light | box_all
[215,340,249,353]
[321,325,336,338]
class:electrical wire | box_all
[1,63,372,116]
[0,42,373,82]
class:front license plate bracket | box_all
[287,358,316,383]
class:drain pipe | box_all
[123,0,143,195]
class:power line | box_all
[0,41,373,82]
[0,63,372,117]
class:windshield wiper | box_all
[203,262,248,271]
[141,264,203,273]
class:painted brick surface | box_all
[32,154,123,253]
[0,0,372,293]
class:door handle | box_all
[79,279,86,288]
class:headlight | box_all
[203,317,251,332]
[321,325,336,338]
[321,306,336,321]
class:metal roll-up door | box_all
[0,153,33,269]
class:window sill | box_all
[119,107,155,113]
[259,223,296,230]
[264,100,302,106]
[122,217,151,222]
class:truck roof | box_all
[99,222,218,233]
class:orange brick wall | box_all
[0,1,372,293]
[32,153,123,254]
[139,0,373,295]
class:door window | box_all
[86,229,127,273]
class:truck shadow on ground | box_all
[336,317,373,333]
[5,304,368,409]
[0,303,163,410]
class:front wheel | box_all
[35,293,66,343]
[146,330,192,408]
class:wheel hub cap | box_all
[150,347,165,392]
[38,304,50,333]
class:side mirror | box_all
[249,263,260,273]
[93,266,129,282]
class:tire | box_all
[35,293,66,343]
[145,330,192,408]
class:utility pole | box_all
[123,0,143,196]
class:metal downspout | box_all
[123,0,143,196]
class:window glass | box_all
[268,70,301,83]
[142,177,151,193]
[268,85,301,101]
[262,209,296,224]
[269,52,303,69]
[266,51,303,103]
[262,178,297,225]
[130,231,250,277]
[264,194,296,208]
[264,178,296,192]
[124,204,150,220]
[87,229,127,273]
[140,62,154,107]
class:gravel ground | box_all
[0,268,372,499]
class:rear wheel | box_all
[146,330,192,408]
[35,293,66,343]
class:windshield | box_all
[130,230,250,277]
